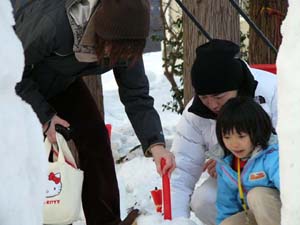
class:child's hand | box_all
[203,159,217,178]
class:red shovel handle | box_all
[161,158,172,220]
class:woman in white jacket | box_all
[170,39,277,225]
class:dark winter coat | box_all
[14,0,165,153]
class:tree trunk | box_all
[182,0,240,105]
[249,0,288,64]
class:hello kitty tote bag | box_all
[44,132,83,224]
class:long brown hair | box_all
[95,35,146,67]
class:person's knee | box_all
[247,187,279,209]
[247,187,281,225]
[219,219,232,225]
[219,212,254,225]
[247,187,265,207]
[190,178,217,225]
[191,186,215,213]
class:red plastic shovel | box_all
[161,158,172,220]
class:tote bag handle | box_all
[44,132,78,168]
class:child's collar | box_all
[244,134,278,160]
[245,146,262,160]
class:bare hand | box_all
[203,159,217,178]
[151,145,176,177]
[43,115,70,144]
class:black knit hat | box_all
[95,0,150,40]
[191,39,244,95]
[188,39,258,119]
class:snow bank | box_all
[277,1,300,224]
[0,1,47,224]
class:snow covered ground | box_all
[72,51,203,225]
[102,52,181,158]
[102,52,204,225]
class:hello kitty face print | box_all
[46,172,62,198]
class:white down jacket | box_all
[170,68,277,218]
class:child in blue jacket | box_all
[214,97,281,225]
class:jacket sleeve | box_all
[270,82,278,128]
[264,146,280,190]
[113,58,165,153]
[170,101,207,218]
[216,164,241,225]
[15,15,57,124]
[252,68,278,128]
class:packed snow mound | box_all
[0,0,15,25]
[0,1,48,225]
[277,1,300,224]
[0,0,24,90]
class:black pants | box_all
[49,79,121,225]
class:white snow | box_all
[0,1,48,225]
[277,1,300,224]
